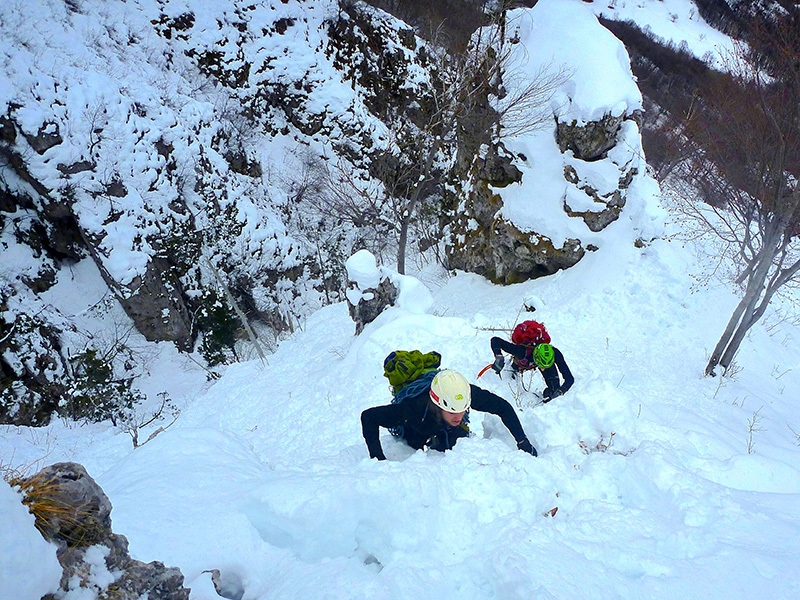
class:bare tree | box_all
[283,149,395,270]
[676,14,800,376]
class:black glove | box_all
[492,355,505,374]
[517,438,537,457]
[542,387,563,403]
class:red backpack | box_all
[511,320,551,347]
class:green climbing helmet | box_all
[533,343,555,370]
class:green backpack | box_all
[383,350,442,395]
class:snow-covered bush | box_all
[0,307,67,426]
[62,346,145,424]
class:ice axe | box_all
[477,363,494,379]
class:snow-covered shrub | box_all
[194,290,241,366]
[62,346,144,425]
[1,276,147,425]
[0,307,67,426]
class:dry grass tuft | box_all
[7,471,96,547]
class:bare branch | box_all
[665,10,800,376]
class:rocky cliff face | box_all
[0,0,412,423]
[444,140,589,285]
[443,5,646,285]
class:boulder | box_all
[16,462,190,600]
[344,250,399,335]
[347,276,398,335]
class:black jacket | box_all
[490,337,574,398]
[361,384,529,460]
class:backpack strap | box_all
[512,346,537,371]
[389,369,439,438]
[392,370,439,405]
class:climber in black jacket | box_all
[490,338,574,401]
[361,369,536,460]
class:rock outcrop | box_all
[15,462,190,600]
[345,250,400,336]
[445,110,643,285]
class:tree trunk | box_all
[718,251,800,371]
[395,136,441,275]
[207,260,269,364]
[705,238,776,376]
[397,214,409,275]
[705,297,748,376]
[716,294,760,373]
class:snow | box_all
[587,0,736,68]
[8,219,800,599]
[345,250,382,304]
[346,250,433,314]
[0,481,62,600]
[64,545,120,597]
[2,1,800,599]
[507,1,644,124]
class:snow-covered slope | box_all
[2,1,800,599]
[6,177,799,599]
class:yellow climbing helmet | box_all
[429,369,471,413]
